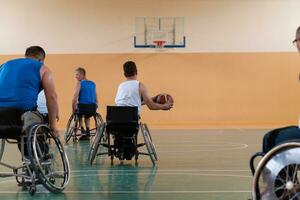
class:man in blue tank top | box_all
[72,67,98,139]
[0,46,59,137]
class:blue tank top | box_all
[78,80,97,105]
[0,58,42,110]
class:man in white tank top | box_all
[115,61,173,113]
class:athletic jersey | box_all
[0,58,42,110]
[78,80,97,105]
[115,80,141,113]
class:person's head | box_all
[75,67,86,81]
[293,26,300,53]
[123,61,137,78]
[25,46,46,62]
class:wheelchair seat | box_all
[106,106,139,137]
[64,108,104,143]
[77,103,97,118]
[0,108,70,195]
[106,106,139,160]
[89,106,158,165]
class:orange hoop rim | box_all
[153,40,166,48]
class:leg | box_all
[85,117,91,135]
[78,116,85,134]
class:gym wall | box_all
[1,0,300,129]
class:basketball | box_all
[156,94,167,104]
[153,93,174,104]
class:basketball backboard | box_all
[134,17,185,48]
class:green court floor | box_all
[0,129,265,200]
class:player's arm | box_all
[72,82,80,112]
[139,82,172,110]
[40,65,59,136]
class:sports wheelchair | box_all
[64,104,103,143]
[88,106,158,165]
[0,109,70,195]
[250,126,300,200]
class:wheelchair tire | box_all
[27,124,70,193]
[141,123,157,165]
[0,139,5,161]
[64,113,79,143]
[144,124,158,161]
[90,113,104,138]
[252,142,300,200]
[95,113,104,125]
[89,123,106,165]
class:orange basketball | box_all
[153,93,174,104]
[156,94,167,104]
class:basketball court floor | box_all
[0,128,266,200]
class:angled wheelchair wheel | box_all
[0,139,5,161]
[252,142,300,200]
[95,113,104,125]
[89,123,106,165]
[28,124,70,193]
[141,123,157,165]
[143,124,158,161]
[90,113,104,138]
[64,113,79,143]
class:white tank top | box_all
[37,90,48,114]
[115,80,141,113]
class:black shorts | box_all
[0,108,24,139]
[77,104,97,118]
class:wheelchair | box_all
[64,104,104,143]
[249,126,300,200]
[0,109,70,195]
[88,106,158,165]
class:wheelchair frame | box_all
[250,142,300,200]
[89,120,158,166]
[64,111,104,143]
[0,112,70,195]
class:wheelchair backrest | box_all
[106,106,139,123]
[262,125,300,153]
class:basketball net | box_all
[153,40,166,49]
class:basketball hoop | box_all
[153,40,166,48]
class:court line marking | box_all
[69,169,250,172]
[70,172,252,178]
[0,190,252,194]
[158,144,248,152]
[64,142,248,152]
[0,172,252,184]
[0,169,250,174]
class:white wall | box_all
[0,0,299,54]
